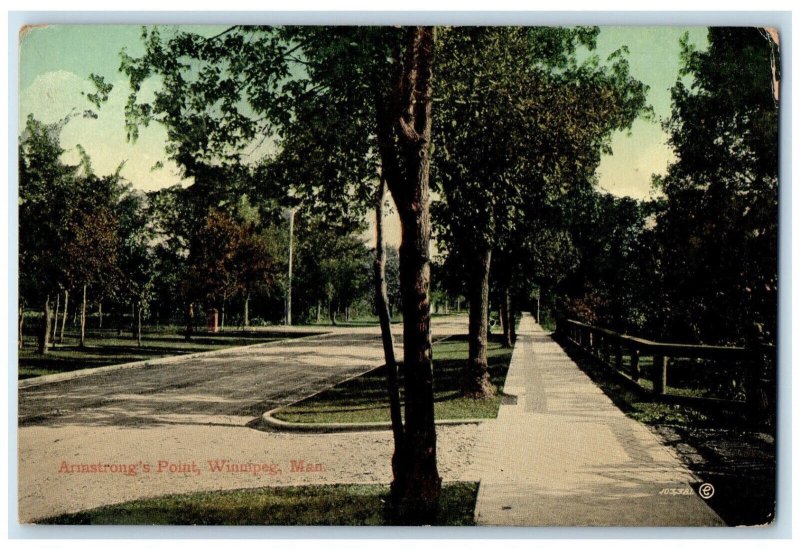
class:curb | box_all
[259,408,486,433]
[18,331,329,389]
[257,333,503,433]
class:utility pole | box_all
[286,207,295,326]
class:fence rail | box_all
[555,318,775,413]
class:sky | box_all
[18,25,709,243]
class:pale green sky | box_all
[18,25,708,201]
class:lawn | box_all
[307,311,459,328]
[577,348,748,402]
[18,330,306,380]
[40,482,479,526]
[272,334,513,424]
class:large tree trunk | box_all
[37,295,52,355]
[60,290,68,344]
[465,248,495,398]
[376,26,440,524]
[393,203,439,524]
[244,292,250,327]
[98,302,103,330]
[374,175,404,463]
[79,284,87,349]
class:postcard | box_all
[16,22,779,528]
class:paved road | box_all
[16,317,478,523]
[471,314,725,527]
[19,331,391,428]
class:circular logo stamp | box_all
[698,483,715,499]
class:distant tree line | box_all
[18,121,392,350]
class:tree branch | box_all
[204,26,239,43]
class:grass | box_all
[40,482,479,526]
[307,311,460,328]
[539,317,557,333]
[581,348,747,402]
[273,334,514,424]
[17,329,303,380]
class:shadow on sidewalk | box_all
[552,332,776,527]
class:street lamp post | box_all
[286,207,295,326]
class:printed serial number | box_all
[659,488,694,496]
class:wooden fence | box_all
[556,318,775,413]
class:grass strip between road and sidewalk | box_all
[272,334,514,424]
[40,482,479,526]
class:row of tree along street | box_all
[18,26,777,522]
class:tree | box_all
[110,25,441,521]
[62,161,125,347]
[370,27,441,521]
[432,27,649,396]
[655,28,778,345]
[64,203,121,347]
[555,190,652,333]
[115,188,158,345]
[145,184,193,328]
[278,212,370,325]
[19,114,80,353]
[237,229,279,327]
[188,209,248,327]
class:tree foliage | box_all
[654,27,779,344]
[19,115,79,305]
[431,26,649,390]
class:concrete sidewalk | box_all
[471,314,725,527]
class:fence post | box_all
[630,348,640,382]
[615,340,623,372]
[653,355,668,395]
[744,324,774,422]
